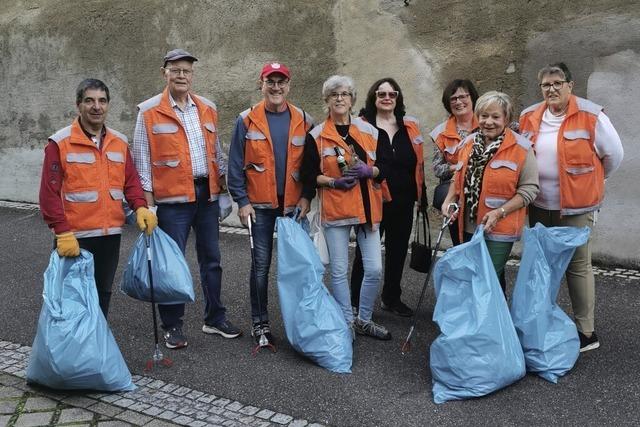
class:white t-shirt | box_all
[533,108,624,210]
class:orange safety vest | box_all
[519,95,603,215]
[138,88,221,204]
[51,118,128,238]
[430,115,479,166]
[454,129,531,242]
[240,101,313,212]
[310,117,383,229]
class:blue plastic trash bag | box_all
[121,228,195,304]
[430,226,525,404]
[26,250,135,391]
[276,217,352,373]
[510,224,590,383]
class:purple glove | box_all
[332,177,357,190]
[344,161,374,179]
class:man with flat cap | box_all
[133,48,241,349]
[228,62,314,349]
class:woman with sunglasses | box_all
[350,78,427,318]
[430,79,479,246]
[302,75,393,340]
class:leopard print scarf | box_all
[463,132,504,221]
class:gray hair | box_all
[537,62,573,83]
[76,78,110,105]
[321,75,357,111]
[474,91,514,124]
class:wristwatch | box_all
[499,207,507,218]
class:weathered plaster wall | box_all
[1,0,638,266]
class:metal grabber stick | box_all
[144,233,173,371]
[247,219,276,355]
[401,203,459,354]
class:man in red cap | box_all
[228,62,315,349]
[132,49,241,350]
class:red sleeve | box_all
[39,141,70,234]
[123,148,147,211]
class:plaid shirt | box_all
[133,93,226,192]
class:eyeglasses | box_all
[540,81,567,91]
[329,92,353,100]
[167,68,193,77]
[450,93,470,103]
[376,90,399,99]
[264,79,290,88]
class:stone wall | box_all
[1,0,638,266]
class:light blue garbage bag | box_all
[27,250,135,391]
[121,228,195,304]
[276,217,352,373]
[430,226,525,404]
[510,224,590,383]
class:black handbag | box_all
[432,180,451,211]
[409,208,432,273]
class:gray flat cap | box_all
[163,48,198,65]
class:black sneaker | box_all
[163,327,188,349]
[251,321,275,346]
[202,320,242,339]
[579,331,600,353]
[354,318,392,341]
[381,300,414,317]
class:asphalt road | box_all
[1,205,639,426]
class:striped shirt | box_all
[133,93,226,192]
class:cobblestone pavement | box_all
[0,342,319,427]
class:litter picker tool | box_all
[401,203,459,354]
[247,219,276,355]
[143,234,173,371]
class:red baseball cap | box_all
[260,62,291,79]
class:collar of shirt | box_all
[168,93,196,111]
[78,119,106,146]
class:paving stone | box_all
[289,420,308,427]
[208,406,225,415]
[161,383,179,393]
[256,409,275,420]
[0,373,22,386]
[113,398,136,408]
[115,409,154,425]
[0,415,11,426]
[193,411,210,420]
[0,399,19,416]
[195,394,216,404]
[185,390,204,400]
[101,394,123,403]
[23,396,59,411]
[222,421,241,427]
[271,414,293,425]
[238,415,257,424]
[14,410,54,426]
[213,398,231,407]
[307,424,327,427]
[158,410,178,420]
[187,421,208,427]
[173,414,195,424]
[192,402,210,411]
[173,386,191,396]
[5,344,20,350]
[223,410,241,420]
[250,421,272,427]
[97,421,133,427]
[0,385,23,398]
[88,401,124,418]
[87,392,109,399]
[61,395,98,408]
[225,401,244,412]
[142,406,165,416]
[206,414,226,424]
[147,380,166,389]
[239,406,259,416]
[0,341,9,348]
[5,366,19,373]
[177,406,196,416]
[128,402,150,412]
[151,391,170,400]
[134,377,153,386]
[143,420,180,427]
[57,407,96,424]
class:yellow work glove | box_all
[55,232,80,257]
[136,207,158,235]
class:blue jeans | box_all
[157,180,226,329]
[324,225,382,323]
[249,207,283,323]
